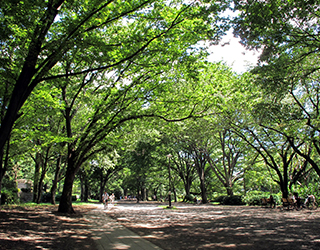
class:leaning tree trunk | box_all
[58,164,77,214]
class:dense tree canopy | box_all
[1,0,320,210]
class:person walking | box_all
[102,191,109,209]
[110,193,115,204]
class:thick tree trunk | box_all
[36,180,44,204]
[58,165,77,214]
[226,186,234,196]
[80,178,89,202]
[199,172,208,203]
[226,179,234,196]
[50,183,57,205]
[142,187,146,201]
[195,160,208,204]
[183,178,192,201]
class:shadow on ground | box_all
[0,205,96,250]
[108,202,320,250]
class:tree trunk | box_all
[99,169,104,202]
[226,186,234,196]
[0,139,11,205]
[199,171,208,203]
[195,158,208,204]
[50,156,62,205]
[58,165,77,214]
[36,166,48,203]
[173,188,177,202]
[0,172,3,205]
[81,178,89,202]
[50,183,57,205]
[33,153,41,202]
[36,178,44,204]
[142,187,146,201]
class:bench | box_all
[261,198,276,208]
[281,197,296,210]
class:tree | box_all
[232,0,320,177]
[205,128,245,196]
[233,0,320,64]
[0,0,229,205]
[170,146,197,201]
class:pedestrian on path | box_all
[110,193,115,204]
[102,191,109,209]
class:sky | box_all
[207,30,260,73]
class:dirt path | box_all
[0,204,98,250]
[1,202,320,250]
[107,201,320,250]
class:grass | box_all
[158,205,177,209]
[0,199,100,209]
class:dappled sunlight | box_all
[0,205,98,250]
[107,201,320,249]
[2,202,320,249]
[111,242,131,249]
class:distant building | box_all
[17,179,33,202]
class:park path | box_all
[84,203,163,250]
[104,201,320,250]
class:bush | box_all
[212,195,245,205]
[222,195,245,205]
[41,193,52,203]
[243,191,281,206]
[40,193,77,202]
[212,196,225,204]
[1,188,19,205]
[184,194,194,202]
[1,174,19,204]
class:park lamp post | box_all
[167,154,172,208]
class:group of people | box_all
[290,192,316,209]
[102,191,115,209]
[268,193,317,209]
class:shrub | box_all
[243,191,267,206]
[1,188,19,205]
[212,196,225,204]
[184,194,194,202]
[243,191,281,206]
[212,195,245,205]
[222,195,245,205]
[41,193,52,202]
[40,193,77,202]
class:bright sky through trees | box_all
[207,8,260,73]
[207,30,260,73]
